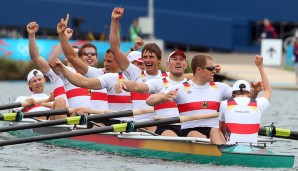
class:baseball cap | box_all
[167,50,186,61]
[27,69,44,83]
[127,51,143,63]
[232,80,251,92]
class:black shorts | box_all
[179,127,212,138]
[155,124,181,135]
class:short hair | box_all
[142,43,162,60]
[72,45,79,49]
[191,53,213,74]
[78,43,97,58]
[106,48,112,54]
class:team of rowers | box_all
[14,7,272,145]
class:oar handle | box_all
[154,113,219,122]
[132,108,154,116]
[0,102,22,110]
[67,108,114,115]
[180,113,219,122]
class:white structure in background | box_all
[261,39,283,66]
[138,0,164,51]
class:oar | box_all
[258,124,298,140]
[0,98,50,111]
[0,113,218,147]
[0,108,113,122]
[0,108,155,132]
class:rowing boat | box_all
[6,119,295,168]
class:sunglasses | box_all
[200,66,216,72]
[83,52,97,56]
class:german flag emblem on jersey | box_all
[183,81,191,91]
[162,78,169,87]
[118,72,124,82]
[141,71,146,78]
[209,82,218,89]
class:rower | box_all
[215,55,271,145]
[15,69,66,120]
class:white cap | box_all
[167,50,186,61]
[27,69,44,83]
[127,51,143,63]
[232,80,251,92]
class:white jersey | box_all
[219,97,269,144]
[123,63,170,122]
[45,69,68,106]
[164,81,232,129]
[98,72,132,121]
[59,66,91,108]
[85,66,109,111]
[15,93,51,112]
[145,77,187,119]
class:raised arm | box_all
[124,37,144,56]
[57,14,89,75]
[109,7,130,71]
[49,28,73,63]
[50,58,102,90]
[27,22,50,73]
[255,55,271,100]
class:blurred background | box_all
[1,0,298,66]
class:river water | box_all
[0,81,297,171]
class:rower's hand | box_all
[114,81,127,94]
[254,55,263,67]
[57,14,69,34]
[64,28,73,40]
[111,7,124,20]
[50,58,65,73]
[132,37,144,51]
[251,81,263,92]
[25,98,36,108]
[215,64,221,73]
[48,92,55,102]
[163,88,178,102]
[26,22,39,35]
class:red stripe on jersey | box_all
[108,95,131,103]
[66,88,90,98]
[90,92,108,101]
[131,92,150,100]
[25,104,51,112]
[226,123,260,134]
[53,86,65,98]
[177,101,220,113]
[154,101,176,110]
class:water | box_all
[0,81,297,171]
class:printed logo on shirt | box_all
[202,101,208,109]
[183,81,191,91]
[162,78,169,87]
[210,82,218,89]
[118,72,124,82]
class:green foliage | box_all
[0,58,36,80]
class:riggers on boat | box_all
[6,119,294,169]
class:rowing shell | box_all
[7,119,295,168]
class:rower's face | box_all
[199,59,216,82]
[28,76,46,93]
[167,55,187,77]
[81,47,98,67]
[104,53,119,73]
[142,50,160,74]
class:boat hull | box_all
[8,125,294,168]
